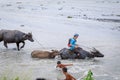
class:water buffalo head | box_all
[50,50,59,58]
[23,33,34,42]
[91,48,104,57]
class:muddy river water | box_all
[0,39,120,80]
[0,0,120,79]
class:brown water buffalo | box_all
[31,50,59,58]
[0,29,34,51]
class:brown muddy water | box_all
[0,40,120,80]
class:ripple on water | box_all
[0,47,120,80]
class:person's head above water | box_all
[73,33,79,39]
[62,67,68,72]
[57,61,61,64]
[74,33,79,37]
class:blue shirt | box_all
[69,38,76,50]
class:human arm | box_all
[56,65,58,68]
[63,64,73,67]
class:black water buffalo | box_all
[0,29,34,51]
[0,30,4,41]
[59,47,104,59]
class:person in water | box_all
[68,34,79,51]
[68,33,82,58]
[56,61,73,68]
[62,67,76,80]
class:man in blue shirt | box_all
[67,34,80,58]
[68,34,79,51]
